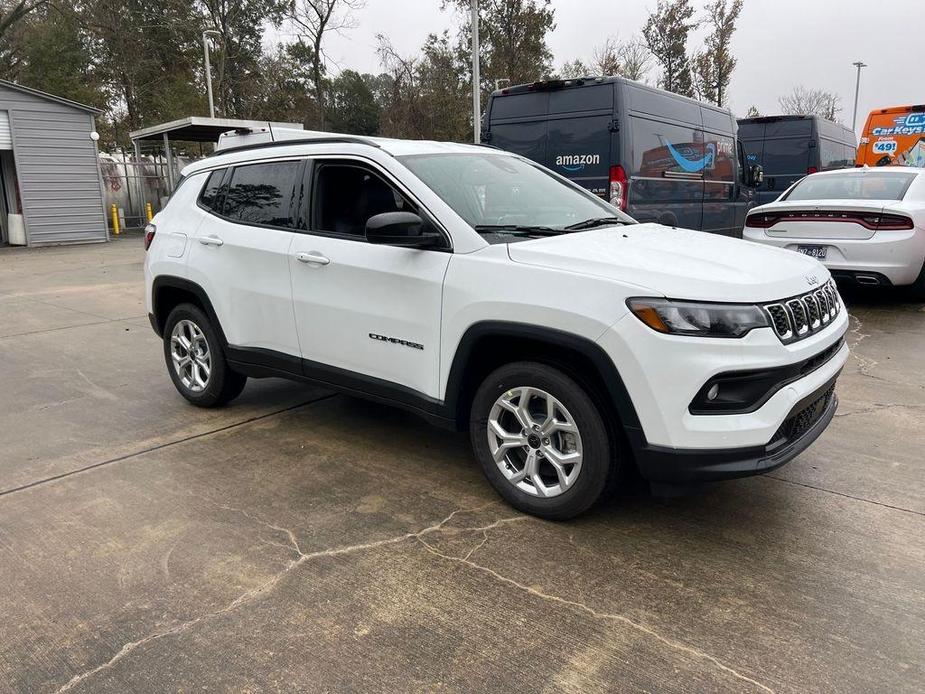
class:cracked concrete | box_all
[1,238,923,693]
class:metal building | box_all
[0,80,107,247]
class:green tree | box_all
[692,0,742,106]
[376,31,469,141]
[642,0,696,97]
[326,69,379,135]
[444,0,555,102]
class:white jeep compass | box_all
[144,130,848,519]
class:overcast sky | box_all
[305,0,925,135]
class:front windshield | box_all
[784,171,916,201]
[398,152,635,234]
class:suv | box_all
[144,131,848,520]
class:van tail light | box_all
[144,223,156,251]
[609,165,628,210]
[806,166,818,175]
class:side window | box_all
[199,169,226,211]
[311,163,416,237]
[223,161,301,227]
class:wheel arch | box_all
[444,322,646,451]
[151,276,227,346]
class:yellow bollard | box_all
[145,202,153,222]
[110,204,120,236]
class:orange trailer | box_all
[856,105,925,167]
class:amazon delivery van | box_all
[856,105,925,167]
[483,76,762,237]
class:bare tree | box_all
[558,58,588,78]
[590,37,620,76]
[288,0,365,130]
[778,86,842,122]
[616,38,651,82]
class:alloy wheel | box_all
[170,319,212,393]
[487,386,583,497]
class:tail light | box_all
[875,214,915,231]
[144,223,156,251]
[807,166,818,175]
[609,165,628,210]
[745,210,914,231]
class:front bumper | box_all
[634,372,839,484]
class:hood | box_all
[506,223,826,303]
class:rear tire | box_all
[163,303,247,407]
[469,361,617,520]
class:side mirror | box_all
[748,164,764,187]
[365,212,445,249]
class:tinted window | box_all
[548,84,612,114]
[313,163,415,237]
[766,119,812,137]
[761,138,809,175]
[223,161,300,226]
[199,169,225,211]
[784,171,916,201]
[820,139,855,171]
[490,92,548,119]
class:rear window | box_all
[784,171,916,201]
[199,169,225,211]
[222,161,301,227]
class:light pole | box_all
[203,30,221,118]
[471,0,480,144]
[851,61,867,134]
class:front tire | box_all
[163,303,247,407]
[469,361,616,520]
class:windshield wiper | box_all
[563,216,629,230]
[474,224,563,236]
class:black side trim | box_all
[638,372,840,485]
[150,276,227,346]
[443,321,644,439]
[225,345,455,429]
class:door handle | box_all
[295,251,330,266]
[199,235,224,247]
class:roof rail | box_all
[208,135,382,158]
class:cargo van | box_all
[482,76,762,237]
[856,105,925,168]
[737,115,857,205]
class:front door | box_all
[289,159,450,401]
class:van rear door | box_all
[544,84,615,197]
[485,91,550,164]
[761,118,813,200]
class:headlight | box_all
[627,298,770,338]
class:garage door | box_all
[0,111,11,150]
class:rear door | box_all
[544,84,615,197]
[761,119,813,200]
[186,160,302,359]
[485,92,549,164]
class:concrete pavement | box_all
[0,237,922,693]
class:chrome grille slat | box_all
[763,280,841,343]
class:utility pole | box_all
[851,61,867,134]
[203,30,221,118]
[471,0,481,144]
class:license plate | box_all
[797,245,827,259]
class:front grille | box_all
[772,384,835,444]
[763,280,841,343]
